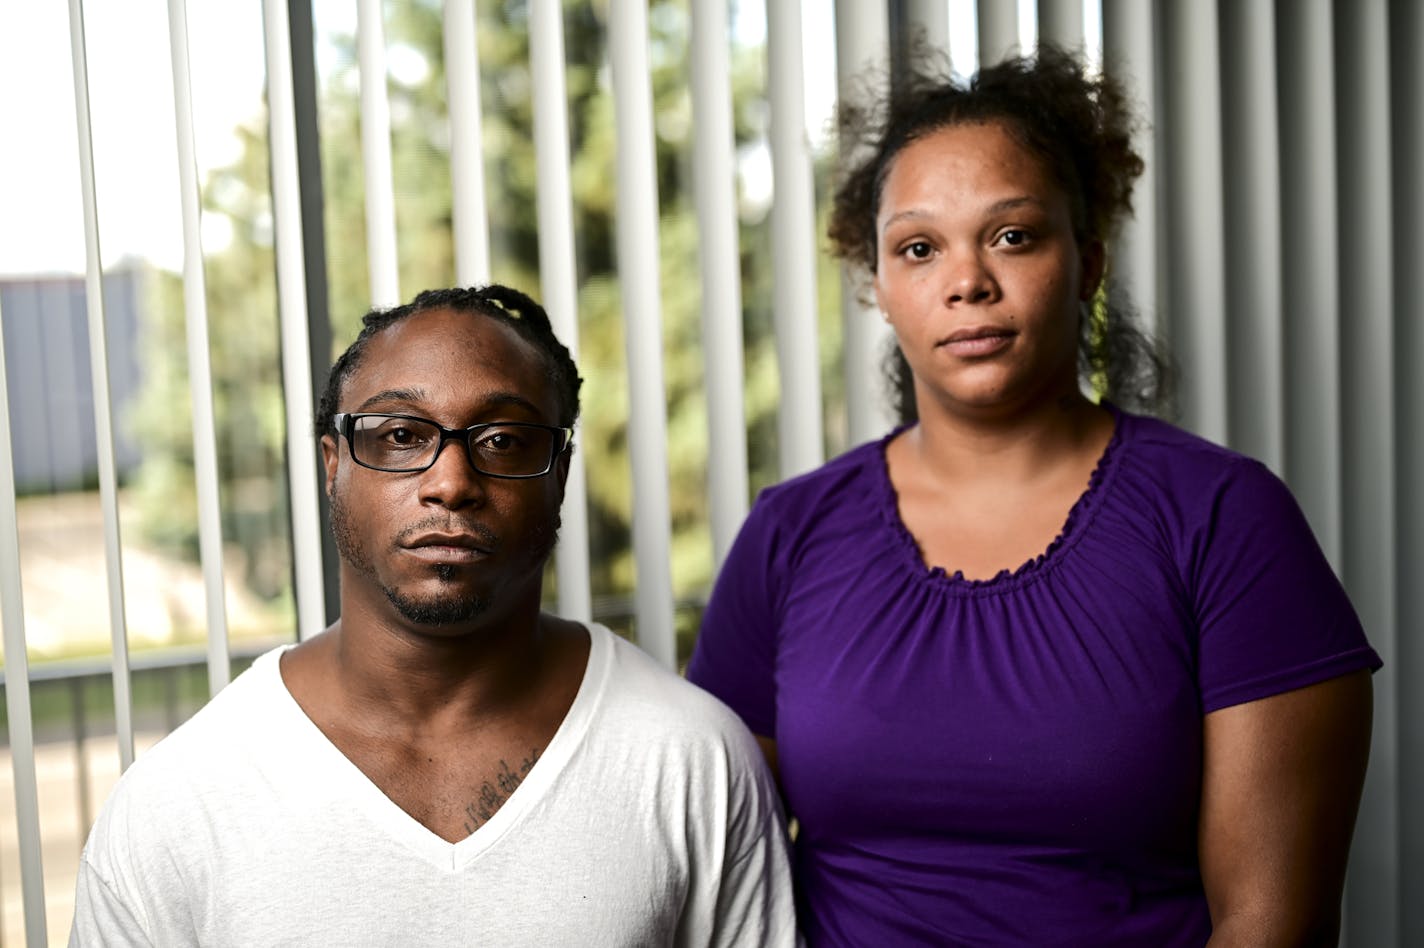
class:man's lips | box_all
[400,530,496,563]
[938,326,1017,357]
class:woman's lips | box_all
[939,328,1016,358]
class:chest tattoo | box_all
[462,748,541,835]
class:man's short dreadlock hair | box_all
[315,285,583,440]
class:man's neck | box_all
[286,589,582,737]
[346,613,546,720]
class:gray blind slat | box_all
[1389,0,1424,939]
[1337,2,1400,946]
[1219,0,1284,470]
[1160,0,1227,443]
[836,0,896,444]
[903,0,949,50]
[1278,0,1343,562]
[977,0,1021,64]
[1038,0,1085,48]
[1101,0,1163,342]
[1391,1,1424,943]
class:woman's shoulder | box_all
[752,433,894,522]
[1110,407,1305,534]
[1117,409,1247,467]
[1115,409,1279,490]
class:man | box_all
[71,285,796,946]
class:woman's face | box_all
[873,120,1102,421]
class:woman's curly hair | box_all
[829,44,1171,420]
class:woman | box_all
[687,46,1379,946]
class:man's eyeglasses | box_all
[332,413,573,478]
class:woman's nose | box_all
[944,250,998,305]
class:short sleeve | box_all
[687,494,785,737]
[71,850,153,947]
[704,729,799,948]
[1191,459,1381,713]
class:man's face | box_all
[322,307,568,631]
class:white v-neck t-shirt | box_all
[70,624,797,947]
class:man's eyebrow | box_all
[354,388,426,411]
[481,392,545,416]
[353,388,545,417]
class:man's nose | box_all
[417,437,488,508]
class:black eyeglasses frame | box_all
[331,412,573,479]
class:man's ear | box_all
[1079,239,1106,300]
[321,434,340,496]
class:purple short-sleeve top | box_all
[687,406,1380,946]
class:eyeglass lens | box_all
[350,416,559,475]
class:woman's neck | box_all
[904,390,1111,486]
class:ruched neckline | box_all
[874,404,1126,593]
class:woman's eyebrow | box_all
[983,196,1043,215]
[880,196,1046,235]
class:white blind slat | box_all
[608,0,676,666]
[66,0,135,771]
[165,0,231,694]
[445,0,490,286]
[357,0,400,307]
[261,0,327,642]
[528,0,592,621]
[690,0,751,570]
[767,0,824,479]
[0,297,48,948]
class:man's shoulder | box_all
[594,628,760,746]
[80,647,295,886]
[102,646,291,801]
